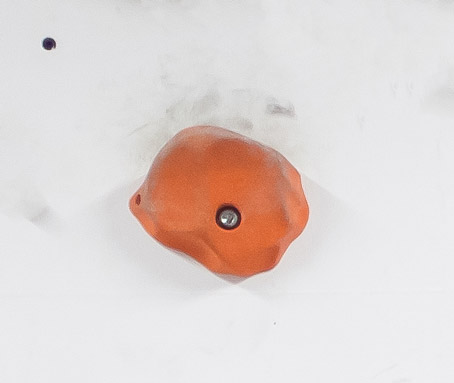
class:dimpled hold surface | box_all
[129,126,309,277]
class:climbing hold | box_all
[130,126,309,277]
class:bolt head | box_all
[216,206,241,230]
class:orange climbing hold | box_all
[130,126,309,277]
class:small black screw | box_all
[42,37,56,50]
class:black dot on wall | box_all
[42,37,56,50]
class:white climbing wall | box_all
[1,1,454,382]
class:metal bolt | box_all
[216,206,241,230]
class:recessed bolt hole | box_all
[42,37,56,50]
[216,205,241,230]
